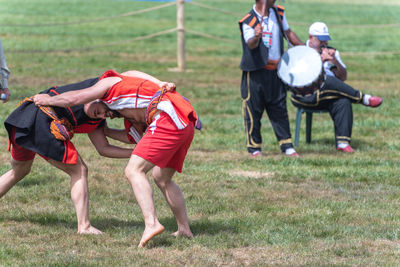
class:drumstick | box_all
[261,0,266,22]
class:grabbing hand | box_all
[159,82,176,92]
[32,94,52,106]
[254,24,262,39]
[320,47,335,62]
[1,87,10,103]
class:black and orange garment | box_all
[238,9,268,71]
[4,77,104,164]
[238,5,285,72]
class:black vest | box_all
[238,7,285,72]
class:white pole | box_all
[177,0,185,71]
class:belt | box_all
[264,59,280,70]
[145,88,167,125]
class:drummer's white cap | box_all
[309,22,331,41]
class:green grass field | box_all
[1,0,400,265]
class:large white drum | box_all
[277,46,324,96]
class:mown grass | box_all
[1,0,400,265]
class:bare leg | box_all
[125,155,164,247]
[48,155,102,235]
[152,167,193,238]
[0,158,34,198]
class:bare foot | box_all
[172,230,193,239]
[77,226,103,235]
[138,224,165,248]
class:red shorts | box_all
[133,112,194,173]
[9,127,49,162]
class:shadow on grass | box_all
[0,212,236,234]
[144,217,240,248]
[296,137,367,152]
[15,176,55,187]
[0,212,143,231]
[93,214,234,237]
[0,212,238,249]
[188,218,239,235]
[92,217,143,231]
[0,212,76,230]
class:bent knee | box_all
[80,162,88,175]
[11,159,33,177]
[124,165,144,182]
[124,166,134,180]
[73,161,88,177]
[153,177,166,189]
[153,172,173,190]
[125,155,152,180]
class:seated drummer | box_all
[290,22,382,153]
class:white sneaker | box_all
[251,150,262,157]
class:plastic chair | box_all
[294,107,329,147]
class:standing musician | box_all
[1,77,136,234]
[239,0,303,157]
[290,22,382,152]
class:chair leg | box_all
[294,108,303,147]
[306,112,313,143]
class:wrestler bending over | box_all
[1,78,134,234]
[33,70,200,247]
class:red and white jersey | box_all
[99,70,199,130]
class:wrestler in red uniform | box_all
[33,70,201,247]
[1,77,133,235]
[98,70,200,172]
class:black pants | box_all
[241,69,293,153]
[290,76,364,145]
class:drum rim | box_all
[277,46,323,88]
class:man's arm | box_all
[246,24,262,50]
[285,29,304,46]
[321,48,347,81]
[121,70,176,92]
[104,120,146,145]
[121,70,162,85]
[330,55,347,81]
[88,126,133,158]
[103,124,132,144]
[33,77,121,107]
